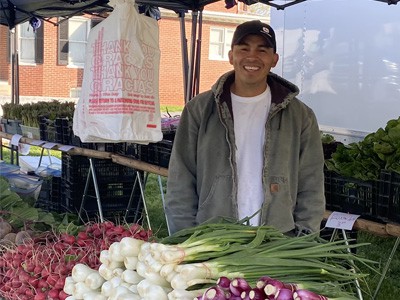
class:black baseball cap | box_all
[231,20,276,52]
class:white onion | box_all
[72,264,96,283]
[119,237,145,257]
[124,255,139,270]
[85,271,105,290]
[121,269,144,284]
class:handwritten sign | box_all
[325,211,360,230]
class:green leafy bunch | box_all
[325,117,400,180]
[0,176,80,234]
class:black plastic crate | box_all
[39,116,57,142]
[36,176,64,212]
[63,178,143,223]
[55,118,71,145]
[61,153,143,222]
[61,153,135,183]
[54,117,127,153]
[137,140,173,168]
[324,170,382,222]
[379,170,400,224]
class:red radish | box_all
[58,289,69,300]
[33,291,46,300]
[47,288,60,299]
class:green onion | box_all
[158,221,378,298]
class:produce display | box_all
[0,169,377,300]
[325,116,400,180]
[0,221,151,300]
[62,222,375,300]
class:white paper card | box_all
[10,134,22,146]
[42,142,57,149]
[18,143,30,155]
[31,140,46,146]
[59,145,75,151]
[325,211,360,230]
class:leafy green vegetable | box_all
[0,176,80,233]
[325,117,400,180]
[321,133,335,144]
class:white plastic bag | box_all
[73,0,162,143]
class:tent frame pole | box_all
[179,11,189,102]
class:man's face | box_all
[228,34,279,96]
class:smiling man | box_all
[165,20,325,236]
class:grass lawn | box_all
[1,146,399,299]
[357,232,400,299]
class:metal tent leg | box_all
[136,171,151,231]
[157,175,170,235]
[79,158,104,223]
[124,170,147,224]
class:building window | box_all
[209,27,234,61]
[68,18,90,67]
[58,17,102,67]
[16,21,44,64]
[19,22,35,63]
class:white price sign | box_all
[325,211,360,230]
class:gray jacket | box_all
[165,70,325,234]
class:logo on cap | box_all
[261,27,272,38]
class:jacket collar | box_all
[212,70,300,109]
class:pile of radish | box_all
[0,221,151,300]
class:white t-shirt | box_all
[231,87,271,225]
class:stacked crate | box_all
[36,175,63,212]
[39,116,57,142]
[54,117,127,153]
[378,170,400,224]
[324,169,400,224]
[61,153,143,223]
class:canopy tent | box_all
[1,0,398,30]
[1,0,399,103]
[0,0,259,29]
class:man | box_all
[165,20,325,235]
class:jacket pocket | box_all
[197,175,234,222]
[268,175,294,208]
[265,175,296,232]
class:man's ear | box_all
[272,53,279,68]
[228,50,233,65]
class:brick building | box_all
[0,2,270,107]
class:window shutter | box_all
[91,18,102,29]
[35,23,44,64]
[58,19,69,65]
